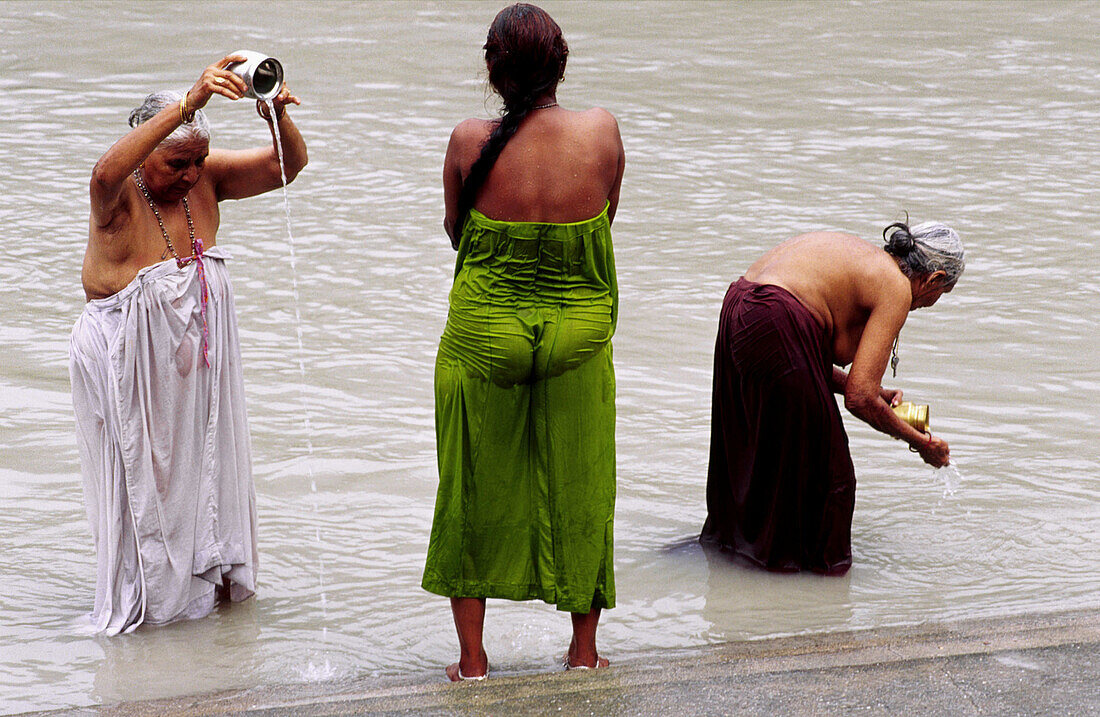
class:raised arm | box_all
[90,103,180,228]
[89,55,249,228]
[207,83,307,201]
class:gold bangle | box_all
[179,95,193,124]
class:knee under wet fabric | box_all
[422,206,617,613]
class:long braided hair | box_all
[451,3,568,248]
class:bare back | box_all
[443,106,625,234]
[744,232,912,368]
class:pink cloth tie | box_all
[176,237,210,368]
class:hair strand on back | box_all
[452,3,567,246]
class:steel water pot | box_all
[227,50,283,102]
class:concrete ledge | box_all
[36,608,1100,716]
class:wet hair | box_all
[883,218,965,287]
[128,90,211,147]
[452,3,568,243]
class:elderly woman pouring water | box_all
[700,220,964,576]
[70,54,306,634]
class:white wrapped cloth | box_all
[70,247,258,635]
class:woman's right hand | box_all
[184,55,250,113]
[915,434,950,467]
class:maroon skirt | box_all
[700,278,855,575]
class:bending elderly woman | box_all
[70,55,307,634]
[700,221,964,575]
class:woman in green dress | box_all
[422,3,626,680]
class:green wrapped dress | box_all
[422,205,617,614]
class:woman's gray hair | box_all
[883,219,965,286]
[128,90,211,146]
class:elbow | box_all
[90,159,114,195]
[843,389,878,417]
[284,151,308,184]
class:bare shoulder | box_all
[574,107,620,138]
[850,237,911,306]
[798,230,865,247]
[447,118,495,171]
[564,108,622,174]
[750,231,880,284]
[450,118,495,150]
[810,232,901,278]
[763,231,865,261]
[579,106,618,123]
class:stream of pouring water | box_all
[265,100,334,680]
[932,463,963,498]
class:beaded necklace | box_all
[132,167,210,367]
[133,168,196,265]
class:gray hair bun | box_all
[883,222,916,256]
[882,218,966,286]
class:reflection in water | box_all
[1,1,1099,711]
[93,600,261,704]
[698,542,853,643]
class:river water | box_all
[1,1,1097,711]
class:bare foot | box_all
[446,651,489,681]
[562,651,609,670]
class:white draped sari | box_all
[69,247,258,635]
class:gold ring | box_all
[214,76,226,85]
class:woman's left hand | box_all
[257,83,301,123]
[880,386,903,407]
[915,434,950,467]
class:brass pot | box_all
[892,401,930,433]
